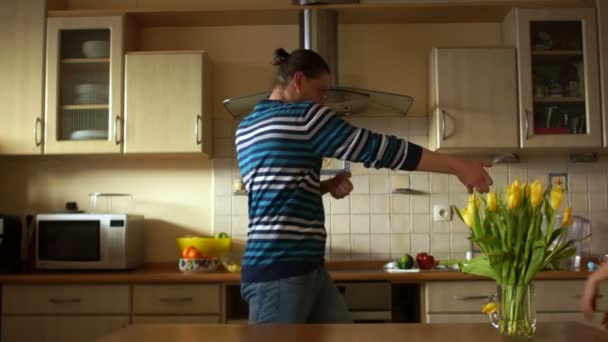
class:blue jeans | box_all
[241,266,352,324]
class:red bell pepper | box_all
[416,252,435,270]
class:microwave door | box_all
[37,219,108,269]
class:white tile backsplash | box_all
[332,215,351,234]
[232,195,248,215]
[214,215,232,235]
[591,190,608,213]
[213,175,232,196]
[410,234,430,254]
[371,234,390,254]
[371,214,390,233]
[451,219,470,234]
[411,195,430,214]
[390,195,410,213]
[570,192,589,217]
[430,174,449,193]
[351,215,371,234]
[331,235,351,255]
[215,195,231,216]
[371,194,390,214]
[232,215,249,236]
[214,126,608,259]
[390,214,410,233]
[411,214,430,233]
[350,162,369,175]
[351,195,370,214]
[371,174,390,194]
[431,233,451,254]
[410,174,430,192]
[351,234,371,254]
[431,221,450,233]
[351,175,370,194]
[570,172,588,193]
[332,197,351,214]
[390,234,411,255]
[452,233,471,254]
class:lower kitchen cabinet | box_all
[132,284,221,315]
[424,280,608,327]
[2,316,129,342]
[132,315,220,324]
[1,284,130,342]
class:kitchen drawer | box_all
[426,313,489,323]
[535,280,608,312]
[2,285,130,314]
[133,284,220,314]
[132,315,220,324]
[2,315,129,342]
[425,281,495,313]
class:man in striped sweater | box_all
[236,48,493,324]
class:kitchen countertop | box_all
[0,261,592,284]
[99,322,607,342]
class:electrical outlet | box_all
[433,204,452,222]
[549,173,568,190]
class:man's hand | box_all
[581,277,599,322]
[321,172,353,199]
[453,159,493,194]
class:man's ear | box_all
[292,71,304,93]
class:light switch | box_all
[433,204,452,222]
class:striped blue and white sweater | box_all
[236,99,423,283]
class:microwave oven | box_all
[36,213,144,270]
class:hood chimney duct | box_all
[300,9,339,86]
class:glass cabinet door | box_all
[510,9,601,149]
[59,29,110,141]
[45,16,124,154]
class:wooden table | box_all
[99,322,607,342]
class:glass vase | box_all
[488,283,536,338]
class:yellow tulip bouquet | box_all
[454,180,581,337]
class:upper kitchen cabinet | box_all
[45,16,126,155]
[124,52,212,156]
[598,0,608,147]
[504,8,602,149]
[428,48,518,152]
[0,0,45,155]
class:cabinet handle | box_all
[34,117,42,147]
[453,295,490,301]
[49,297,82,304]
[159,296,194,303]
[195,114,202,145]
[114,116,122,145]
[441,109,447,141]
[524,109,531,140]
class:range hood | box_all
[222,4,414,119]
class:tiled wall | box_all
[213,116,608,261]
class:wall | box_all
[2,21,606,263]
[0,156,213,262]
[0,24,298,262]
[210,22,608,261]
